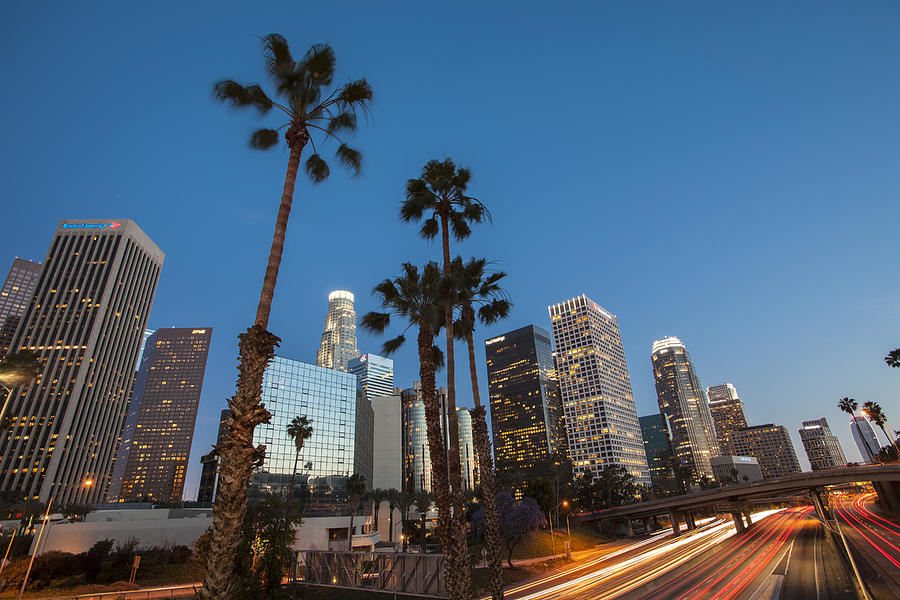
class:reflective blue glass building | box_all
[251,356,373,504]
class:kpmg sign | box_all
[62,222,122,230]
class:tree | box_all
[370,488,386,536]
[450,256,509,600]
[386,488,401,543]
[839,396,879,462]
[397,490,415,551]
[0,350,41,429]
[285,415,313,495]
[362,262,470,598]
[862,401,899,456]
[345,474,366,551]
[238,494,303,600]
[59,503,93,522]
[473,492,545,568]
[202,35,372,600]
[413,490,434,552]
[885,348,900,368]
[523,478,555,518]
[401,159,489,586]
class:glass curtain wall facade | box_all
[484,325,566,487]
[0,220,163,505]
[108,327,212,503]
[316,290,359,372]
[252,356,373,506]
[850,416,880,464]
[457,408,476,491]
[348,354,394,400]
[651,337,720,484]
[639,413,676,489]
[197,409,230,503]
[707,383,747,455]
[0,258,42,354]
[799,417,847,471]
[730,424,801,479]
[549,295,650,486]
[400,382,450,493]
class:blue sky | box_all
[2,1,898,498]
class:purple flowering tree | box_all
[473,491,546,568]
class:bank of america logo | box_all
[62,222,122,230]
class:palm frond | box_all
[305,153,330,182]
[328,112,357,134]
[479,299,511,325]
[420,216,439,239]
[448,210,472,241]
[249,128,280,150]
[382,335,406,355]
[361,311,391,333]
[214,80,262,111]
[262,34,295,77]
[336,143,362,175]
[339,79,373,109]
[302,43,336,86]
[245,85,274,114]
[432,345,445,370]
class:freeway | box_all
[834,492,900,599]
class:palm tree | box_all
[398,490,415,552]
[0,350,41,429]
[862,401,899,457]
[202,35,372,600]
[361,262,470,599]
[885,348,900,368]
[345,474,367,551]
[401,159,489,515]
[451,256,509,600]
[386,488,401,543]
[840,397,879,463]
[286,416,313,494]
[413,490,434,552]
[370,488,386,537]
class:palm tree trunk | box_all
[879,422,900,457]
[348,512,355,552]
[199,134,305,600]
[417,324,465,600]
[466,329,504,600]
[388,505,395,543]
[289,450,300,495]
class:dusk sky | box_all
[2,1,898,499]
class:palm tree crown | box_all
[886,349,900,368]
[215,35,372,181]
[400,159,488,241]
[451,257,511,342]
[838,397,858,416]
[286,415,313,454]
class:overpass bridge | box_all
[577,464,900,536]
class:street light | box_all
[561,500,572,559]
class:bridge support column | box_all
[809,487,833,541]
[742,510,752,528]
[623,518,633,537]
[731,512,745,533]
[685,511,696,531]
[643,517,652,533]
[669,510,682,536]
[873,481,900,517]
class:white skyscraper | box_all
[348,354,395,400]
[850,416,880,464]
[316,290,359,372]
[549,295,650,486]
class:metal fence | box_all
[300,551,446,598]
[29,584,199,600]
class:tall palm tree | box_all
[451,256,509,600]
[884,348,900,368]
[0,350,41,429]
[840,397,879,462]
[413,490,434,552]
[286,416,313,494]
[398,490,415,551]
[345,474,367,551]
[202,35,372,600]
[361,262,471,599]
[862,401,899,457]
[386,488,401,543]
[401,159,488,515]
[370,488,386,537]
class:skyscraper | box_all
[348,354,394,400]
[730,424,802,480]
[197,409,230,503]
[651,337,720,484]
[457,408,476,491]
[107,328,212,503]
[0,258,42,354]
[707,383,748,455]
[799,417,847,471]
[639,413,676,489]
[251,356,373,500]
[316,290,359,372]
[549,295,650,486]
[484,325,566,485]
[371,394,403,491]
[850,416,880,464]
[0,220,163,504]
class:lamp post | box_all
[562,501,572,559]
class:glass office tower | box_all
[731,424,801,479]
[197,409,231,503]
[251,356,373,504]
[348,354,394,400]
[0,258,42,354]
[484,325,566,488]
[707,383,748,455]
[639,413,676,489]
[316,290,359,372]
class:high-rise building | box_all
[484,325,566,486]
[197,409,231,503]
[348,354,394,400]
[710,455,762,484]
[107,328,212,503]
[639,413,676,489]
[371,394,402,491]
[0,220,163,504]
[850,416,880,464]
[799,418,847,471]
[316,290,359,372]
[707,383,748,455]
[457,408,476,491]
[251,356,373,500]
[0,258,42,354]
[730,424,801,480]
[651,337,720,484]
[549,295,650,486]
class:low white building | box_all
[711,455,763,484]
